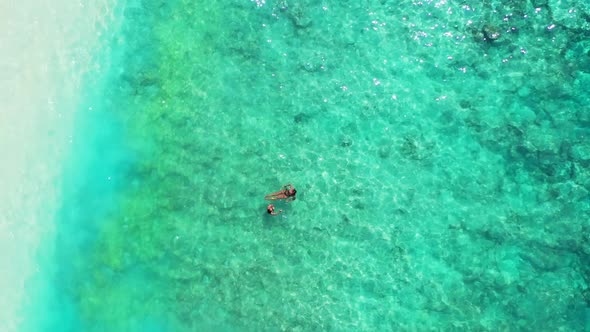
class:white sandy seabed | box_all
[0,1,121,330]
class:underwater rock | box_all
[378,144,391,159]
[572,142,590,161]
[300,58,325,72]
[341,213,351,223]
[552,180,589,202]
[340,136,353,148]
[351,199,365,210]
[459,99,472,109]
[521,247,572,272]
[286,3,313,29]
[565,40,590,73]
[574,71,590,93]
[531,0,548,7]
[482,25,501,41]
[509,144,534,161]
[573,162,590,191]
[399,136,435,161]
[525,125,560,154]
[293,112,311,124]
[276,0,288,11]
[298,49,327,73]
[548,0,590,30]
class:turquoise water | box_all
[17,0,590,331]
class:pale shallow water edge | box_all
[0,0,122,331]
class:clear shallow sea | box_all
[7,0,590,331]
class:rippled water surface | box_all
[18,0,590,331]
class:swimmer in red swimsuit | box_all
[264,184,297,202]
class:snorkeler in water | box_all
[264,184,297,202]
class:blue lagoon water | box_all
[4,0,590,331]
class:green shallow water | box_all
[56,0,590,331]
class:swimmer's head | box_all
[267,204,275,214]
